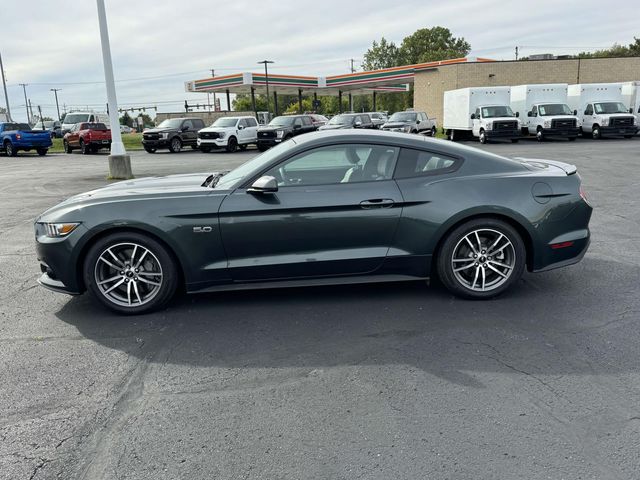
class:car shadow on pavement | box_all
[55,257,640,389]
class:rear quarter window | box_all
[394,148,461,179]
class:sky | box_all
[0,0,637,122]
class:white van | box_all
[621,82,640,129]
[61,112,110,134]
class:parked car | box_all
[0,121,52,156]
[63,123,112,155]
[197,116,259,153]
[318,113,375,130]
[34,129,592,314]
[120,125,133,134]
[257,115,316,151]
[61,112,110,135]
[308,114,329,128]
[381,111,437,135]
[33,120,63,139]
[366,112,388,129]
[142,117,205,153]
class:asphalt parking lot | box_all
[1,137,639,479]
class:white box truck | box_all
[443,87,521,143]
[621,82,640,135]
[510,84,580,141]
[567,83,638,139]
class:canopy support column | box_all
[226,89,231,111]
[298,89,303,114]
[373,91,377,111]
[250,87,257,116]
[348,93,353,112]
[338,90,342,113]
[273,91,278,116]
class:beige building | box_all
[413,57,640,126]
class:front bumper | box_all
[35,225,86,295]
[541,127,580,138]
[599,126,639,137]
[142,139,170,148]
[197,138,228,148]
[257,138,282,147]
[486,129,520,139]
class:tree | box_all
[362,37,400,70]
[577,37,640,58]
[120,111,133,127]
[399,26,471,64]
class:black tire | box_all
[191,145,198,150]
[536,128,544,142]
[624,135,633,139]
[168,137,182,153]
[436,218,526,300]
[200,146,211,153]
[226,136,238,153]
[568,137,577,142]
[257,144,269,152]
[83,231,179,315]
[239,144,248,151]
[479,129,487,144]
[80,139,90,155]
[37,148,48,156]
[144,146,156,154]
[592,125,601,140]
[511,139,519,143]
[5,141,17,157]
[64,140,73,154]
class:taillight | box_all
[16,133,21,140]
[579,184,589,204]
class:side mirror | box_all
[573,110,578,116]
[247,175,278,194]
[238,124,244,130]
[515,111,520,118]
[630,108,634,114]
[182,125,189,132]
[527,111,533,117]
[470,113,476,120]
[293,124,301,130]
[355,121,362,127]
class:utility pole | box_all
[348,59,356,112]
[19,83,29,123]
[50,88,62,121]
[210,68,217,112]
[96,0,132,179]
[0,51,11,120]
[515,46,519,61]
[28,99,34,123]
[257,60,274,118]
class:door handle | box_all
[360,198,395,209]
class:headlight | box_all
[485,122,493,131]
[42,222,80,238]
[276,130,284,138]
[403,125,412,132]
[601,117,609,126]
[159,132,169,139]
[543,120,551,128]
[218,132,226,138]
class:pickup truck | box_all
[381,111,437,136]
[63,122,112,155]
[0,122,53,156]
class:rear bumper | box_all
[599,126,639,137]
[88,140,111,147]
[542,127,580,138]
[533,235,590,273]
[12,140,53,149]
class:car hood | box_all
[319,124,349,130]
[258,126,287,132]
[143,127,177,134]
[200,126,232,133]
[382,121,413,129]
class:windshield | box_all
[63,114,89,124]
[4,123,31,131]
[269,116,295,127]
[214,141,296,190]
[212,118,239,128]
[83,123,108,130]
[157,118,184,129]
[328,115,354,125]
[389,112,417,122]
[538,104,572,116]
[481,106,514,118]
[594,102,629,114]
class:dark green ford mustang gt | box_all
[35,130,592,314]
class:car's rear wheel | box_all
[37,148,48,156]
[144,146,156,154]
[169,137,182,153]
[84,232,178,315]
[64,140,73,153]
[436,218,525,299]
[4,141,17,157]
[80,139,90,155]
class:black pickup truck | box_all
[257,115,316,151]
[142,117,205,153]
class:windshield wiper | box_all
[202,171,229,188]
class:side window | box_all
[394,148,460,179]
[302,116,312,126]
[238,119,247,128]
[182,120,194,131]
[584,104,593,115]
[531,106,538,116]
[193,119,204,129]
[475,108,481,118]
[362,114,371,124]
[247,117,258,127]
[262,144,398,187]
[293,118,303,127]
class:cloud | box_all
[0,0,636,121]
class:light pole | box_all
[257,60,274,118]
[19,83,29,123]
[210,68,217,111]
[0,51,11,121]
[96,0,132,179]
[50,89,61,121]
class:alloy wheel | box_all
[450,228,516,292]
[94,242,163,308]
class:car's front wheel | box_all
[226,136,238,153]
[168,137,182,153]
[479,129,487,144]
[83,232,179,314]
[436,218,526,299]
[64,140,73,153]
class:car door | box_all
[246,117,259,142]
[218,143,404,281]
[291,117,304,136]
[181,120,196,145]
[472,108,481,136]
[302,116,315,133]
[583,103,594,131]
[67,124,80,146]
